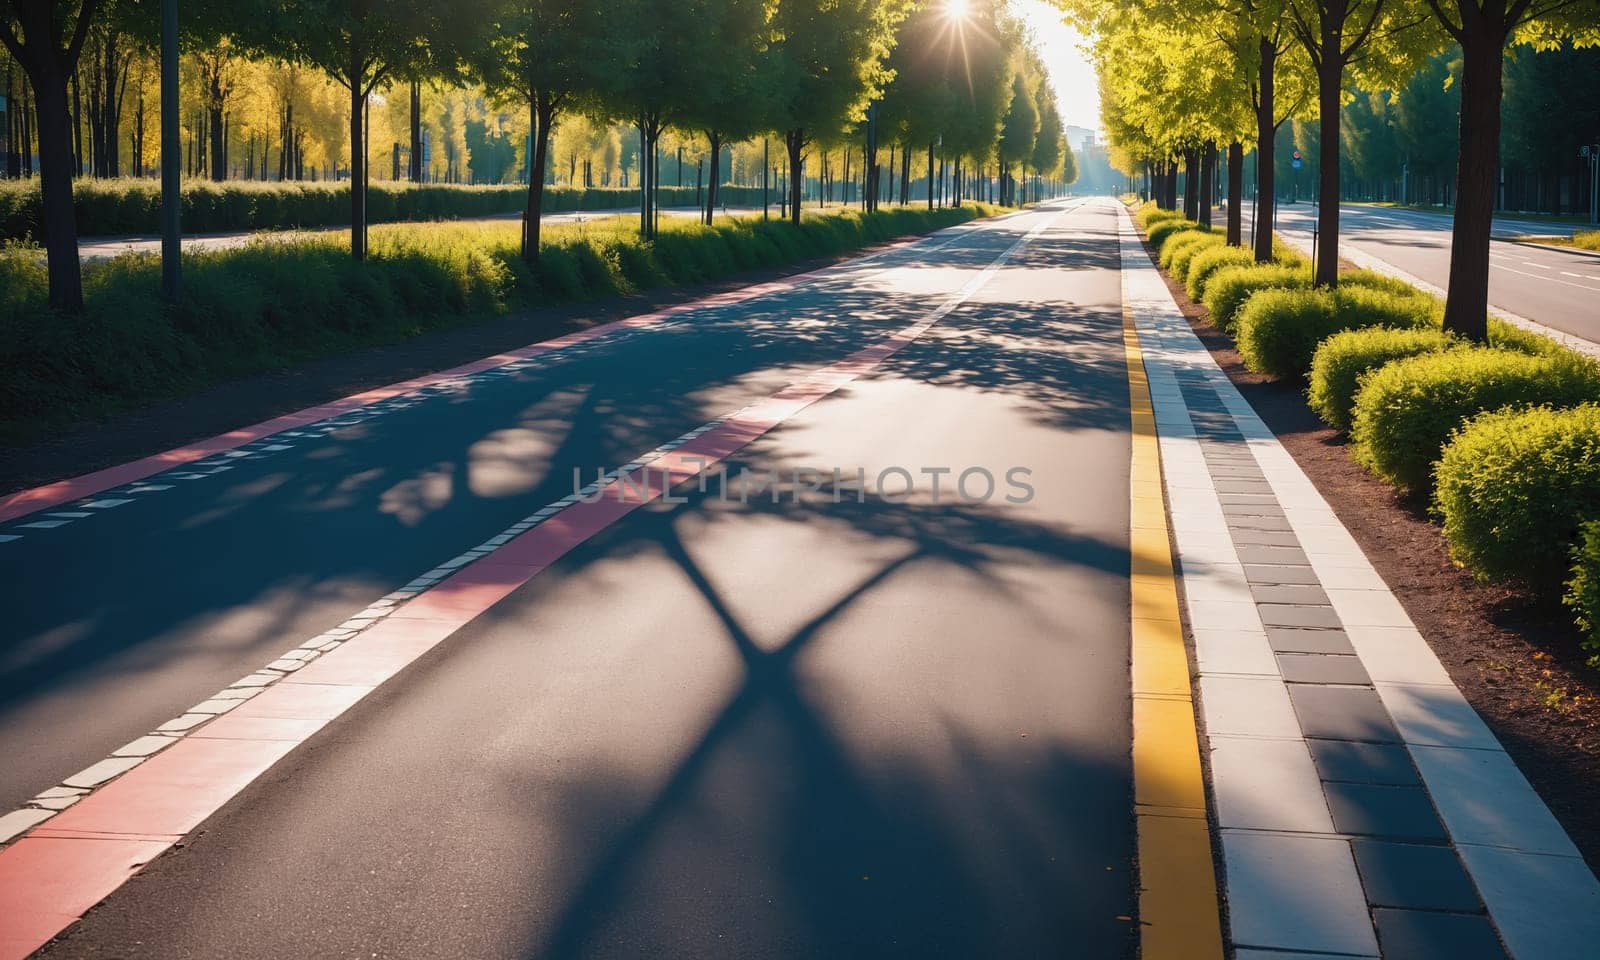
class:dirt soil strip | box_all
[1142,235,1600,871]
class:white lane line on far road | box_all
[1492,262,1600,291]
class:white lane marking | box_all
[0,535,21,543]
[1492,263,1600,291]
[1562,272,1600,281]
[81,498,133,508]
[19,520,70,529]
[1523,261,1552,270]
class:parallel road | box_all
[3,200,1138,958]
[73,205,765,259]
[1241,202,1600,345]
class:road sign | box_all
[1292,157,1302,170]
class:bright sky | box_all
[1009,0,1101,136]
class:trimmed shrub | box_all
[1147,218,1198,252]
[1168,232,1225,284]
[1486,318,1566,356]
[1234,285,1436,381]
[1352,349,1600,493]
[1202,263,1309,332]
[1339,269,1420,299]
[1159,229,1217,272]
[1186,245,1255,302]
[1565,519,1600,665]
[1135,203,1184,231]
[1434,404,1600,589]
[1307,327,1456,430]
[1273,242,1309,268]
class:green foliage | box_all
[0,204,995,443]
[1147,218,1198,252]
[1352,349,1600,493]
[1134,203,1183,230]
[1186,246,1255,301]
[1307,327,1456,430]
[1168,232,1224,284]
[1157,229,1215,271]
[1434,404,1600,589]
[1202,264,1310,332]
[1566,519,1600,667]
[1234,285,1437,381]
[0,179,768,240]
[1486,317,1567,355]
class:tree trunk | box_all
[1440,23,1505,342]
[522,97,554,266]
[1182,149,1198,219]
[926,141,934,209]
[1314,47,1343,287]
[1254,39,1278,262]
[33,75,85,310]
[409,79,421,181]
[71,69,83,176]
[785,129,804,225]
[348,72,366,261]
[1226,141,1243,246]
[705,131,722,225]
[1199,141,1215,228]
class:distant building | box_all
[1061,127,1119,195]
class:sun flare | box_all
[943,0,972,21]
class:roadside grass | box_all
[0,202,1003,446]
[1517,230,1600,252]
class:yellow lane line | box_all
[1123,299,1225,960]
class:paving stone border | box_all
[1117,202,1600,960]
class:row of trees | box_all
[1074,0,1598,341]
[3,0,1074,312]
[1278,44,1597,212]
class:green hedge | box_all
[1234,285,1437,381]
[0,178,769,239]
[1169,233,1224,283]
[1566,519,1600,665]
[1351,349,1600,493]
[1187,246,1255,302]
[1,203,995,442]
[1158,229,1217,272]
[1198,263,1424,334]
[1434,404,1600,588]
[1203,264,1308,333]
[1307,327,1458,431]
[1134,202,1184,231]
[1147,218,1199,252]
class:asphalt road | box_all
[8,199,1138,958]
[1241,201,1600,344]
[75,205,765,259]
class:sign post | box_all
[1291,149,1302,204]
[1584,145,1599,225]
